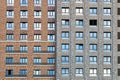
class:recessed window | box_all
[20,46,28,52]
[118,44,120,51]
[103,8,111,15]
[75,68,83,76]
[75,44,83,51]
[75,56,83,64]
[6,69,14,76]
[20,0,28,6]
[76,20,83,27]
[62,0,69,3]
[90,8,97,15]
[20,22,28,30]
[6,22,14,30]
[6,45,14,52]
[76,0,83,3]
[104,20,111,27]
[48,11,55,18]
[76,7,83,15]
[62,20,69,27]
[34,58,41,64]
[47,46,55,52]
[19,69,27,76]
[7,10,14,18]
[118,0,120,3]
[104,0,111,3]
[20,58,27,64]
[6,57,14,64]
[103,68,111,76]
[118,8,120,15]
[20,10,28,18]
[76,32,83,39]
[34,0,41,6]
[47,58,55,64]
[103,32,111,39]
[20,34,27,40]
[48,34,55,41]
[89,68,97,76]
[61,44,69,51]
[118,69,120,76]
[48,22,55,30]
[89,44,97,52]
[61,68,69,75]
[89,20,97,27]
[34,11,41,18]
[34,22,41,30]
[89,32,97,39]
[34,70,41,76]
[90,0,97,2]
[48,70,55,76]
[48,0,55,6]
[7,0,14,6]
[34,46,41,53]
[6,34,14,40]
[62,7,69,15]
[61,56,69,64]
[90,56,97,64]
[104,56,111,64]
[103,44,111,52]
[34,34,41,41]
[118,20,120,27]
[118,32,120,39]
[62,31,69,39]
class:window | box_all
[6,46,14,52]
[34,58,41,64]
[34,22,41,30]
[20,58,27,64]
[62,7,69,15]
[104,68,111,76]
[89,68,97,76]
[48,34,55,41]
[76,32,83,39]
[76,0,82,3]
[6,69,14,76]
[20,0,28,6]
[62,0,69,3]
[20,34,27,40]
[34,70,41,76]
[20,10,28,18]
[118,0,120,3]
[90,56,97,64]
[89,44,97,52]
[104,0,111,3]
[75,68,83,76]
[34,0,41,6]
[7,0,14,6]
[118,56,120,64]
[118,8,120,15]
[20,46,28,52]
[104,56,111,64]
[20,69,27,76]
[89,20,97,27]
[34,46,41,53]
[48,46,55,52]
[118,69,120,76]
[118,44,120,51]
[76,20,83,27]
[47,58,55,64]
[6,22,14,30]
[6,34,14,40]
[34,11,41,18]
[103,44,111,52]
[48,11,55,18]
[61,68,69,75]
[104,32,111,39]
[6,57,14,64]
[76,44,83,51]
[62,31,69,39]
[89,32,97,39]
[48,0,55,6]
[20,22,28,30]
[75,56,83,64]
[61,56,69,64]
[90,8,97,15]
[62,20,69,27]
[118,20,120,27]
[103,8,111,15]
[76,7,83,15]
[118,32,120,39]
[104,20,111,27]
[48,22,55,30]
[7,10,14,18]
[34,34,41,41]
[48,70,55,76]
[61,44,69,51]
[90,0,97,2]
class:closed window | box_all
[76,32,83,39]
[89,44,97,52]
[20,10,28,18]
[75,56,83,64]
[48,70,55,76]
[62,0,69,2]
[90,0,97,2]
[89,68,97,76]
[48,46,55,52]
[48,11,55,18]
[20,46,28,52]
[7,10,14,18]
[34,46,41,53]
[62,7,69,15]
[62,20,69,27]
[20,58,27,64]
[90,32,97,39]
[103,8,111,15]
[6,22,14,30]
[20,34,27,40]
[34,58,41,64]
[104,56,111,64]
[34,70,41,76]
[20,0,28,6]
[76,44,83,51]
[76,20,83,27]
[47,58,55,64]
[90,8,97,15]
[104,20,111,27]
[6,46,14,52]
[48,0,55,6]
[34,0,41,6]
[62,31,69,39]
[48,22,55,30]
[7,0,14,6]
[61,44,69,50]
[34,22,41,30]
[34,34,41,41]
[6,34,14,40]
[48,34,55,41]
[76,7,83,15]
[118,8,120,15]
[104,68,111,76]
[104,32,111,39]
[75,68,83,76]
[6,69,14,76]
[20,22,28,30]
[104,0,111,3]
[19,69,27,76]
[34,11,41,18]
[90,56,97,64]
[61,68,69,75]
[76,0,83,3]
[103,44,111,52]
[6,57,14,64]
[118,20,120,27]
[61,56,69,64]
[90,20,97,27]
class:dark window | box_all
[118,56,120,64]
[118,32,120,39]
[118,8,120,15]
[118,20,120,27]
[6,70,14,76]
[90,20,97,26]
[118,0,120,3]
[118,69,120,76]
[118,44,120,51]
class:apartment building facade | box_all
[0,0,55,80]
[56,0,120,80]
